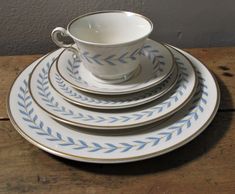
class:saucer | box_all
[56,39,175,95]
[49,60,178,109]
[7,45,220,163]
[29,47,197,130]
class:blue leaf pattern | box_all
[70,44,166,85]
[17,58,208,153]
[36,57,189,124]
[80,48,142,66]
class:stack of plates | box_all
[7,39,220,163]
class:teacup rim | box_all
[66,10,153,47]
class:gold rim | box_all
[6,46,220,163]
[49,60,179,110]
[56,41,176,95]
[66,10,153,47]
[29,47,198,130]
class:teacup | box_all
[51,10,153,83]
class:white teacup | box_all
[51,11,153,83]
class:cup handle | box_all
[51,27,80,56]
[51,27,74,48]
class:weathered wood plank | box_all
[0,112,234,194]
[0,55,42,119]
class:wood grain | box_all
[0,112,234,194]
[0,55,41,119]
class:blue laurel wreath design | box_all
[18,68,208,153]
[81,48,141,66]
[140,44,165,75]
[66,57,79,79]
[69,44,165,84]
[55,72,171,105]
[36,58,189,123]
[66,57,88,85]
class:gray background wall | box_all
[0,0,235,55]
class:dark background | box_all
[0,0,235,55]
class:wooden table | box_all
[0,47,234,194]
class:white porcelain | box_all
[29,46,196,130]
[49,60,178,109]
[51,11,153,83]
[57,39,174,95]
[7,45,220,163]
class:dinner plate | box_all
[7,45,220,163]
[29,47,197,130]
[56,39,175,95]
[49,59,178,109]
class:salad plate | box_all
[49,60,178,109]
[7,45,220,163]
[56,39,175,95]
[29,47,197,130]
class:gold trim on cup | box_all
[66,10,154,47]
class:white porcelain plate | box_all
[49,60,178,109]
[7,45,220,163]
[56,39,175,95]
[29,46,197,130]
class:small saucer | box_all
[56,39,175,95]
[49,60,178,109]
